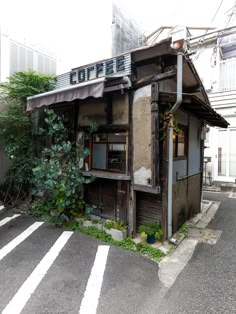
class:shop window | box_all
[173,126,187,158]
[92,132,127,172]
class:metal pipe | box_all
[167,52,183,238]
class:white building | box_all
[0,28,57,83]
[189,26,236,184]
[147,24,236,184]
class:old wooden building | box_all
[27,38,228,239]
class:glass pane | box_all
[93,133,107,142]
[229,129,236,176]
[177,131,185,156]
[108,144,126,171]
[92,144,106,169]
[108,133,126,143]
[173,133,177,157]
[218,130,227,176]
[177,143,185,156]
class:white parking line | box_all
[79,245,110,314]
[0,214,21,227]
[0,221,44,261]
[2,231,73,314]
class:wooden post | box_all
[151,82,160,187]
[106,95,113,125]
[128,90,135,236]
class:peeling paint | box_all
[134,167,151,185]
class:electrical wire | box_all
[191,0,225,61]
[211,0,224,24]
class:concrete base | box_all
[104,227,127,241]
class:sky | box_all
[0,0,235,73]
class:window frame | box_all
[173,125,188,159]
[90,131,128,173]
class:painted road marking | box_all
[0,221,44,261]
[0,214,21,227]
[2,231,73,314]
[79,245,110,314]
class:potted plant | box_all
[138,222,163,244]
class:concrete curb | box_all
[158,200,221,288]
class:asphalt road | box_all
[0,209,161,314]
[0,190,235,313]
[156,191,236,314]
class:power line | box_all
[211,0,224,23]
[192,0,225,61]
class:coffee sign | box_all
[70,53,131,85]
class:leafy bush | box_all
[31,108,96,219]
[0,71,55,201]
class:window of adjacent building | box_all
[218,129,227,176]
[92,132,127,172]
[173,126,187,158]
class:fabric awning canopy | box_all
[26,77,105,111]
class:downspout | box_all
[167,52,183,238]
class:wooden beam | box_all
[106,95,113,125]
[151,82,160,187]
[83,171,131,181]
[183,85,201,93]
[133,184,161,194]
[132,38,173,63]
[133,70,176,89]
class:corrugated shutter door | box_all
[136,192,162,229]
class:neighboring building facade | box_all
[189,26,236,184]
[111,2,145,56]
[0,29,57,82]
[147,24,236,184]
[27,38,227,238]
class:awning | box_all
[26,77,105,111]
[182,95,229,128]
[159,92,229,128]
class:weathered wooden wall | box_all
[85,179,128,222]
[172,173,201,232]
[78,94,129,126]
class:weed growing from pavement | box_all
[65,222,165,262]
[29,209,165,262]
[179,223,189,236]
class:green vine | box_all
[31,108,97,220]
[160,107,181,139]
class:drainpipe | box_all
[167,52,183,239]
